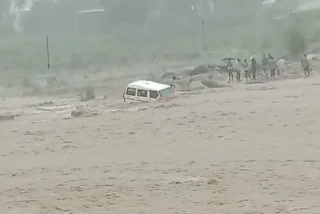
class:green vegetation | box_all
[285,28,306,56]
[0,0,319,72]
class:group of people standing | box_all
[226,57,257,82]
[262,53,279,81]
[226,55,260,83]
[225,53,311,83]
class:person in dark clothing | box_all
[268,54,276,80]
[243,59,251,82]
[262,53,268,75]
[250,56,257,80]
[170,76,177,88]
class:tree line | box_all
[0,0,269,33]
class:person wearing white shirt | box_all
[234,59,242,82]
[277,58,288,78]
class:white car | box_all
[123,80,173,102]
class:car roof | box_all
[127,80,170,91]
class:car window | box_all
[137,89,147,97]
[149,90,159,99]
[126,87,136,96]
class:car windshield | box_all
[159,88,173,97]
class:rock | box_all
[161,72,175,79]
[0,113,15,121]
[71,110,83,118]
[71,106,98,118]
[201,79,227,88]
[191,65,210,76]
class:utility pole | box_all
[191,0,216,51]
[200,0,206,51]
[201,16,205,51]
[46,35,50,69]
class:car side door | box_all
[125,87,137,102]
[137,89,149,102]
[149,90,160,100]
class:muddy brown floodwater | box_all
[1,73,320,214]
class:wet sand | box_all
[1,76,320,214]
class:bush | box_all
[285,29,306,56]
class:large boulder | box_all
[201,79,227,88]
[191,65,210,76]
